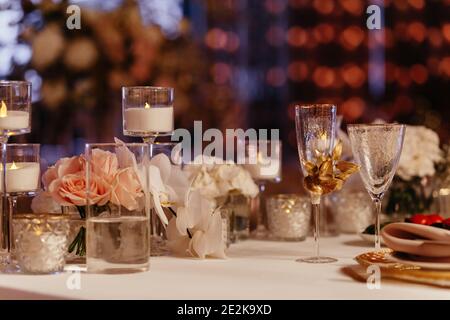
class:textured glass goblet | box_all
[295,104,337,263]
[348,124,405,249]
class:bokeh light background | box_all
[0,0,449,185]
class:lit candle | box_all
[0,162,40,193]
[124,102,174,134]
[0,101,30,131]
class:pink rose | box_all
[48,172,111,207]
[110,167,143,211]
[42,156,83,189]
[87,149,118,182]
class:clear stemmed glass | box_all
[242,139,282,239]
[0,81,32,265]
[348,124,406,249]
[122,86,174,144]
[122,86,174,257]
[295,104,337,263]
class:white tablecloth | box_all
[0,234,448,300]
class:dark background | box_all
[0,0,449,191]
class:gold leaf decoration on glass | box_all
[303,141,359,196]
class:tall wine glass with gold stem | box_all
[295,104,358,263]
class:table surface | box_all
[0,234,449,300]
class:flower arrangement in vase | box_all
[385,125,445,218]
[38,145,145,257]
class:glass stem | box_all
[142,136,156,144]
[374,198,382,250]
[256,182,266,230]
[0,138,8,254]
[311,199,321,259]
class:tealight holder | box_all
[122,86,174,143]
[1,144,41,257]
[266,194,311,241]
[0,81,32,264]
[12,214,69,274]
[241,139,282,239]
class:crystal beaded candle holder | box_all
[12,214,69,274]
[266,194,311,241]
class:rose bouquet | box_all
[39,145,144,256]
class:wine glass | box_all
[347,124,405,249]
[242,139,282,239]
[295,104,337,263]
[122,87,174,256]
[0,81,32,265]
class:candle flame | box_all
[0,101,7,118]
[144,102,151,109]
[10,162,18,170]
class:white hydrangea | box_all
[397,125,443,181]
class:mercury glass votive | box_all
[13,214,69,274]
[266,194,311,241]
[329,191,373,234]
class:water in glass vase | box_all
[86,216,150,274]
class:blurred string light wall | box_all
[198,0,450,159]
[0,0,449,162]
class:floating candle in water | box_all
[0,100,30,131]
[0,162,40,193]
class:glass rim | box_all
[5,143,40,147]
[121,86,174,91]
[13,213,68,221]
[267,193,309,200]
[0,80,31,87]
[85,142,149,149]
[295,104,336,110]
[153,141,182,146]
[240,139,282,144]
[347,123,406,129]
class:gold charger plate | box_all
[344,249,450,288]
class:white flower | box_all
[397,126,443,180]
[64,38,98,71]
[187,156,259,199]
[31,24,65,70]
[31,191,62,214]
[166,189,226,259]
[114,138,191,226]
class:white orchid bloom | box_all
[166,189,226,259]
[149,153,192,226]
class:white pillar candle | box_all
[124,103,173,133]
[0,162,40,193]
[0,101,30,131]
